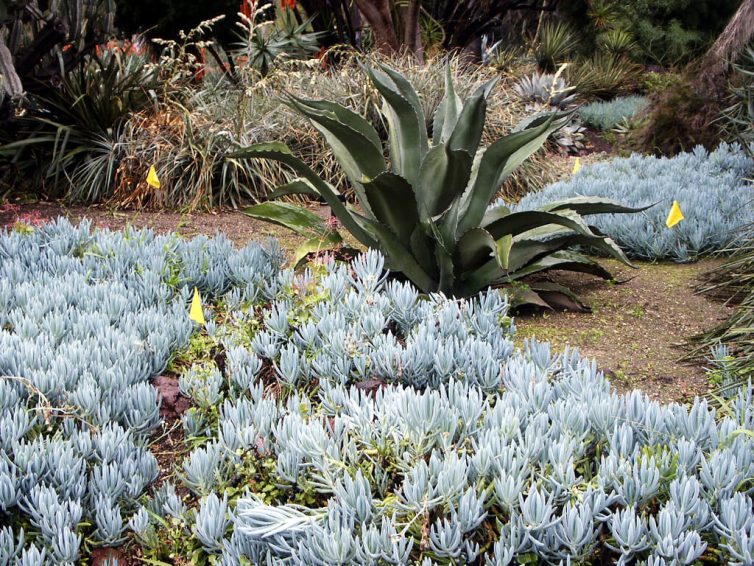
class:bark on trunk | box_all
[353,0,400,56]
[402,0,424,63]
[694,0,754,99]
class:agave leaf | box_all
[417,144,474,219]
[460,248,613,296]
[505,250,614,281]
[456,114,561,235]
[512,281,590,312]
[435,242,456,295]
[292,231,343,266]
[508,233,631,272]
[484,209,596,240]
[242,201,328,237]
[365,64,428,186]
[232,142,377,247]
[497,234,513,270]
[537,196,654,215]
[482,204,511,225]
[268,178,318,199]
[355,214,437,293]
[410,224,438,278]
[470,76,500,100]
[285,96,385,209]
[447,76,498,156]
[288,97,383,150]
[455,228,497,272]
[363,172,419,242]
[432,65,462,145]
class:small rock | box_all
[153,375,191,419]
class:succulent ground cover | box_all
[512,143,754,262]
[578,96,649,131]
[1,221,753,565]
[0,220,282,563]
[145,250,754,565]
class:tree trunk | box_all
[402,0,424,63]
[353,0,400,56]
[694,0,754,99]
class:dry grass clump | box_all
[110,49,559,210]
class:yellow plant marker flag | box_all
[146,165,161,189]
[189,287,206,325]
[665,200,685,228]
[572,157,581,174]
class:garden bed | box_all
[0,203,730,404]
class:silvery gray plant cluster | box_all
[510,143,754,262]
[578,95,649,131]
[161,251,754,564]
[0,219,283,564]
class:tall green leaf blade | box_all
[365,65,428,186]
[363,172,419,243]
[232,142,377,247]
[417,144,474,219]
[292,97,383,150]
[447,77,498,156]
[242,201,327,237]
[456,114,561,235]
[433,65,462,145]
[286,96,386,207]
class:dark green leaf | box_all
[417,144,473,219]
[268,178,318,199]
[457,114,561,235]
[538,196,655,215]
[292,232,344,266]
[242,201,327,237]
[455,228,497,272]
[365,65,428,186]
[363,172,419,242]
[231,142,377,247]
[432,65,462,145]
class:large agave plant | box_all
[236,64,641,301]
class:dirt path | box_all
[514,260,732,403]
[1,202,729,403]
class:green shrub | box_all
[112,52,561,209]
[567,53,642,98]
[579,95,649,131]
[535,21,579,73]
[691,224,754,386]
[239,63,638,304]
[1,47,160,200]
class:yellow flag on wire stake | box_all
[190,287,206,325]
[666,200,685,228]
[146,165,161,189]
[572,157,581,174]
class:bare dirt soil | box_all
[1,202,730,403]
[514,260,732,403]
